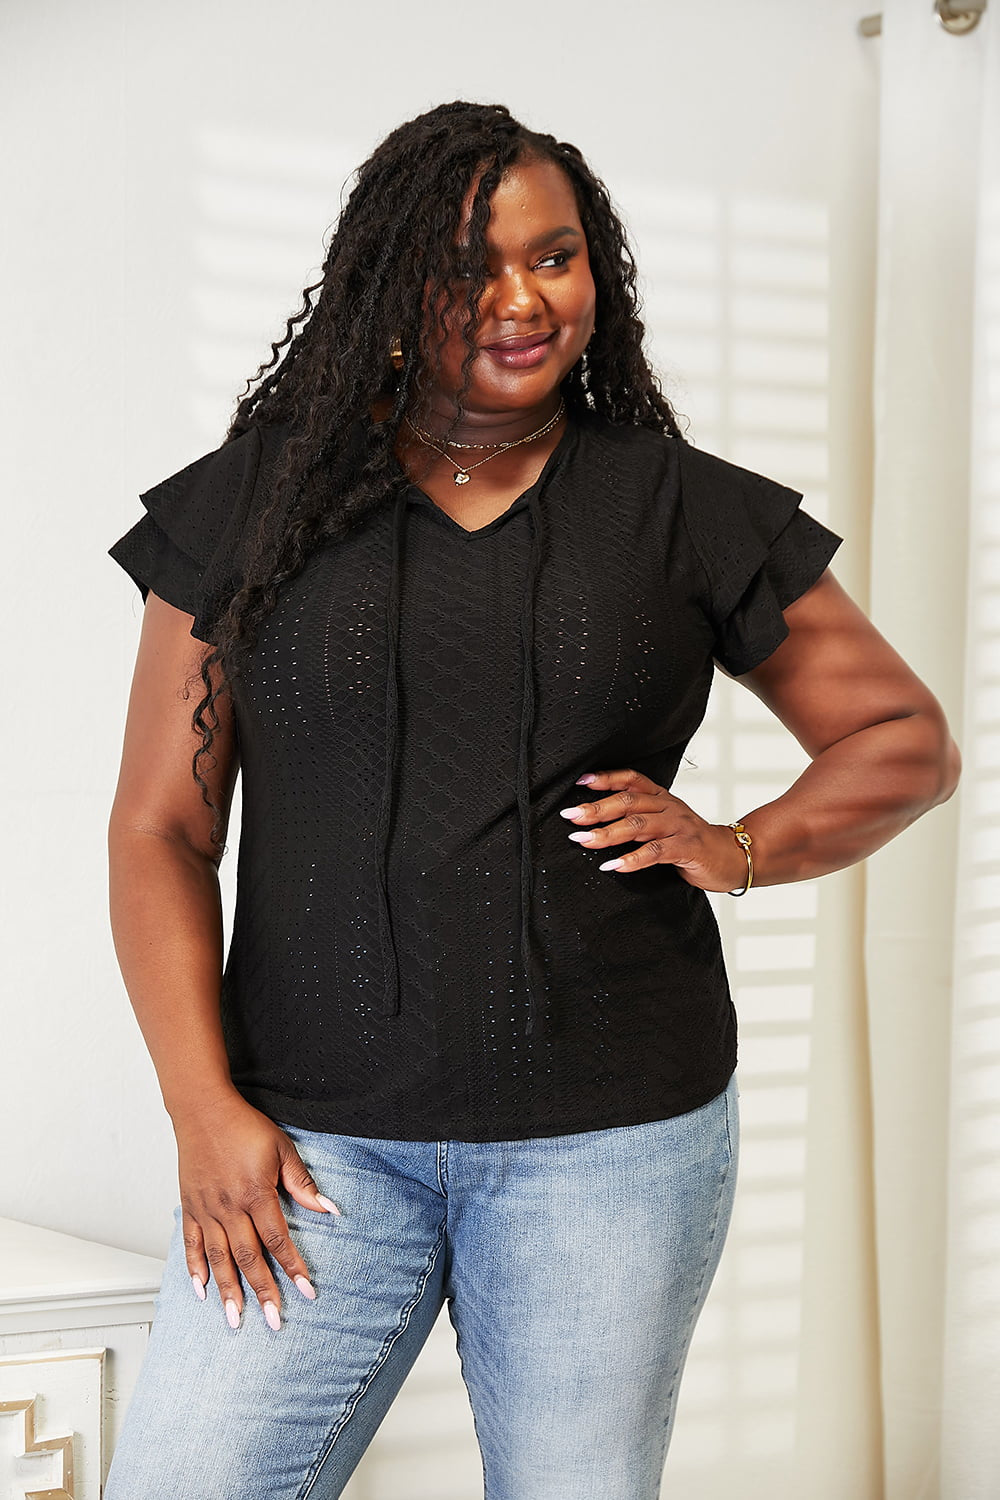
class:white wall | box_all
[1,1,886,1494]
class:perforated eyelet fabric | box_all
[108,410,843,1141]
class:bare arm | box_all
[560,570,961,890]
[108,591,337,1331]
[107,592,240,1117]
[716,569,962,885]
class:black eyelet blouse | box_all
[108,407,842,1142]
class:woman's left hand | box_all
[561,767,750,894]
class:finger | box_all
[567,804,674,855]
[182,1211,209,1301]
[277,1137,342,1220]
[202,1218,250,1330]
[224,1205,288,1330]
[597,834,674,874]
[248,1188,319,1304]
[573,767,664,796]
[560,778,667,829]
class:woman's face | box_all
[415,156,597,421]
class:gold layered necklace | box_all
[403,399,565,486]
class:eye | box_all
[536,248,576,269]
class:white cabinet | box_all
[0,1217,163,1499]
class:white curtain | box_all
[866,2,999,1496]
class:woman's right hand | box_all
[171,1090,341,1330]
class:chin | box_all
[477,363,573,400]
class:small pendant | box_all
[454,471,470,485]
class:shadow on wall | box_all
[186,121,844,1499]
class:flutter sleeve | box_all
[676,440,844,676]
[108,424,265,642]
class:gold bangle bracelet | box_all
[727,821,754,896]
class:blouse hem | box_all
[234,1060,738,1143]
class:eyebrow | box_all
[458,225,583,254]
[525,225,583,250]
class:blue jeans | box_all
[105,1077,738,1499]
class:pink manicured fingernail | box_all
[575,774,596,784]
[191,1274,206,1301]
[599,858,624,871]
[263,1301,282,1331]
[316,1195,342,1216]
[294,1275,317,1300]
[225,1299,241,1329]
[559,806,584,819]
[568,831,595,843]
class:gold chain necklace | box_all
[403,424,507,450]
[402,399,565,486]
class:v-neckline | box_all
[391,414,577,537]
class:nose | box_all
[489,267,545,323]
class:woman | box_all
[104,100,961,1499]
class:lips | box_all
[483,331,556,351]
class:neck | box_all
[404,394,564,446]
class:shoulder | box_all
[568,411,806,524]
[136,419,292,564]
[569,411,680,498]
[573,408,675,460]
[110,418,299,640]
[140,422,263,501]
[672,439,804,516]
[570,411,776,497]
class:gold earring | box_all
[390,334,404,371]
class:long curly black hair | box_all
[187,99,689,857]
